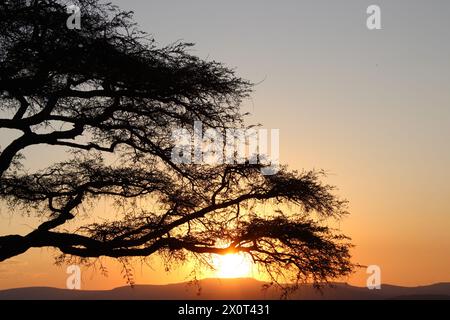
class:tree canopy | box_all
[0,0,354,287]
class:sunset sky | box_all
[1,0,450,290]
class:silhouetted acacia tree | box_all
[0,0,354,286]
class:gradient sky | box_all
[1,0,450,289]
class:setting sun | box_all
[213,253,254,278]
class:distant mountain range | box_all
[1,278,450,300]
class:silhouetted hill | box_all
[1,278,450,300]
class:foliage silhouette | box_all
[0,0,354,287]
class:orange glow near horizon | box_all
[212,253,254,278]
